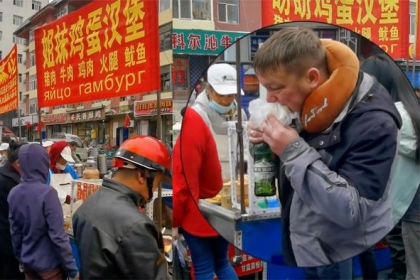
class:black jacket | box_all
[72,178,169,280]
[0,161,20,256]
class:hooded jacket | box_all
[280,72,402,267]
[7,144,78,277]
[0,161,20,255]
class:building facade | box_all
[15,0,173,147]
[0,0,49,134]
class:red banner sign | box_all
[34,0,160,109]
[416,0,420,59]
[134,98,173,116]
[261,0,410,59]
[0,44,19,114]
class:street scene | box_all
[0,0,418,279]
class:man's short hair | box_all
[253,27,327,76]
[69,141,78,147]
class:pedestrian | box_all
[0,142,27,280]
[8,143,78,280]
[72,135,172,279]
[69,141,81,163]
[248,27,401,278]
[173,63,246,280]
[362,54,420,280]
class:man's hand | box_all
[247,120,264,144]
[262,114,300,156]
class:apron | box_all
[49,172,74,204]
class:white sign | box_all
[12,115,39,127]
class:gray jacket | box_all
[279,73,402,267]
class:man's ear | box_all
[136,170,146,184]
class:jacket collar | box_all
[102,178,146,207]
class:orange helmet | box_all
[113,135,172,179]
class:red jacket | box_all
[172,108,223,237]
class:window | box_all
[54,6,68,19]
[0,51,2,60]
[160,0,171,11]
[13,15,23,26]
[159,24,171,52]
[409,2,416,36]
[19,74,22,83]
[29,98,37,115]
[160,65,171,92]
[29,74,37,91]
[218,0,239,24]
[0,12,3,22]
[0,31,2,41]
[13,0,23,7]
[19,92,22,102]
[18,54,23,64]
[32,0,42,11]
[173,0,211,20]
[30,51,36,66]
[120,96,128,101]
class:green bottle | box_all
[251,142,276,197]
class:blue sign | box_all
[250,35,269,53]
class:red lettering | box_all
[220,35,232,48]
[204,34,218,51]
[172,33,185,50]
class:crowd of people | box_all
[172,27,419,280]
[0,26,418,280]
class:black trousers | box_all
[0,253,25,280]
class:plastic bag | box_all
[172,238,191,280]
[248,98,298,130]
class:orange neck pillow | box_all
[300,39,360,133]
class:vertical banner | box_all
[34,0,160,109]
[261,0,410,59]
[416,0,420,59]
[0,44,19,114]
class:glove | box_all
[65,195,71,204]
[19,263,24,273]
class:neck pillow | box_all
[300,39,360,133]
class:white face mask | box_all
[56,163,66,170]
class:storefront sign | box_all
[250,35,269,53]
[0,44,19,114]
[261,0,410,59]
[172,29,247,56]
[134,98,172,116]
[34,0,160,108]
[12,115,39,127]
[69,108,104,123]
[42,113,67,125]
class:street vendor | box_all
[248,26,401,277]
[72,135,172,279]
[47,141,79,204]
[42,140,54,153]
[173,63,247,280]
